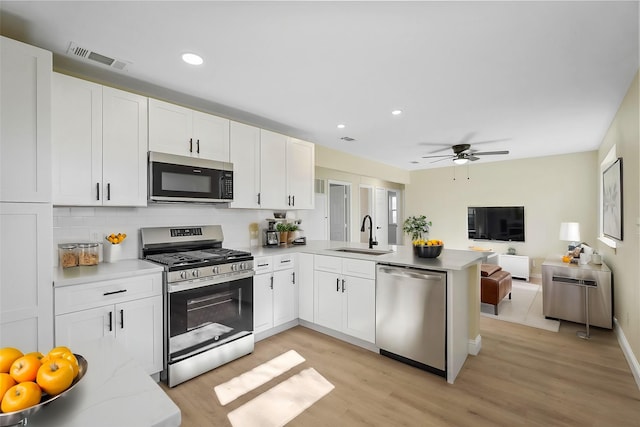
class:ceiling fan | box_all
[422,143,509,165]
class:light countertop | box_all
[26,336,180,427]
[54,259,164,287]
[251,240,487,271]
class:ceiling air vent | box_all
[340,136,356,142]
[66,42,130,71]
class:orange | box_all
[47,346,72,360]
[24,351,45,362]
[0,348,23,374]
[1,381,41,413]
[9,355,42,383]
[56,351,79,379]
[0,372,16,401]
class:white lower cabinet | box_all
[54,273,163,375]
[297,253,314,322]
[253,254,297,336]
[314,255,376,343]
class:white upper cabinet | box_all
[286,138,315,209]
[0,36,52,203]
[258,130,315,210]
[229,121,261,209]
[148,98,230,162]
[52,73,148,206]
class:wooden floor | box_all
[162,319,640,426]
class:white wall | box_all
[405,151,599,276]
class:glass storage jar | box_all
[77,243,99,266]
[58,244,78,268]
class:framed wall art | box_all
[602,157,623,241]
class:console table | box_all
[541,256,612,329]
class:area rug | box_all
[227,367,334,427]
[481,281,560,332]
[215,349,305,405]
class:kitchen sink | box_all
[331,247,393,256]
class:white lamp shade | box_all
[559,222,580,242]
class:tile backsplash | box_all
[53,202,325,267]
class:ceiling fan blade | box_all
[468,155,480,161]
[422,154,454,159]
[430,157,452,164]
[421,145,454,154]
[473,150,509,156]
[466,138,511,146]
[458,132,476,145]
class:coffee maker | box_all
[263,220,279,247]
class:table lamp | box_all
[559,222,581,251]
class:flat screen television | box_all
[467,206,525,242]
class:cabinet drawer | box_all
[254,256,273,274]
[342,259,375,279]
[55,273,162,315]
[273,253,295,271]
[314,255,342,273]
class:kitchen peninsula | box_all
[253,241,486,383]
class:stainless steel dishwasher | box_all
[376,264,446,376]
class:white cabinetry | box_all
[253,254,297,337]
[148,98,230,162]
[229,121,261,208]
[498,254,529,280]
[54,273,163,375]
[314,255,375,342]
[0,37,52,203]
[259,130,315,210]
[0,37,53,352]
[297,253,314,322]
[52,73,148,206]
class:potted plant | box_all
[276,222,288,244]
[286,223,299,243]
[403,215,432,242]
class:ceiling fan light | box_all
[453,158,468,165]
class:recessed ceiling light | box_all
[337,124,345,129]
[182,53,203,65]
[391,110,403,116]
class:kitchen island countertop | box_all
[26,336,181,427]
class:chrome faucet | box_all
[360,215,378,249]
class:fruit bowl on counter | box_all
[0,351,87,427]
[413,239,444,258]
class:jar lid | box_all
[77,243,98,248]
[59,244,77,249]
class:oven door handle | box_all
[168,270,255,293]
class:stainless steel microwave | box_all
[148,152,233,203]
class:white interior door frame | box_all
[374,187,388,247]
[328,180,351,242]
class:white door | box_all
[229,121,261,208]
[273,269,296,327]
[286,138,315,209]
[54,305,115,349]
[314,271,342,331]
[343,276,375,343]
[329,183,349,241]
[253,273,274,334]
[193,111,230,162]
[374,187,388,247]
[260,130,287,209]
[148,98,192,156]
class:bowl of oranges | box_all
[412,239,444,258]
[0,346,87,426]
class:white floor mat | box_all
[227,367,334,427]
[481,281,560,332]
[215,349,305,405]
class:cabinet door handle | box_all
[107,183,111,201]
[257,193,261,205]
[96,182,100,201]
[291,272,296,284]
[108,311,113,332]
[341,279,345,293]
[288,195,291,206]
[292,195,295,206]
[196,139,200,153]
[270,276,274,290]
[103,289,127,296]
[189,138,193,152]
[120,309,124,329]
[336,278,340,292]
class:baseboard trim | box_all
[614,316,640,390]
[468,334,482,356]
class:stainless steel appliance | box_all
[376,264,446,377]
[148,151,233,203]
[263,220,279,246]
[141,225,254,387]
[542,257,612,329]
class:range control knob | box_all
[212,266,219,275]
[231,263,238,272]
[180,271,188,280]
[191,270,199,278]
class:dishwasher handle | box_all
[378,266,444,281]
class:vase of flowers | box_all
[403,215,432,241]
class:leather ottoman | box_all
[480,264,512,315]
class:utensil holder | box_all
[103,243,122,263]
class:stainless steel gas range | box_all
[140,225,254,387]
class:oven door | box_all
[149,151,233,203]
[167,275,252,363]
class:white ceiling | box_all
[1,1,638,171]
